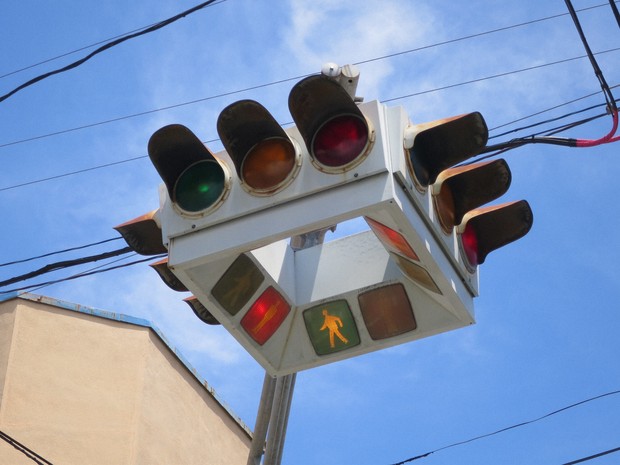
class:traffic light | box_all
[130,66,533,375]
[148,124,231,216]
[400,113,533,284]
[114,210,166,255]
[288,74,374,171]
[217,99,300,195]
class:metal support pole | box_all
[247,225,335,465]
[247,374,277,465]
[263,373,296,465]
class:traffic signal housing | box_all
[135,70,533,376]
[148,124,231,216]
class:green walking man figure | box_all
[320,309,349,348]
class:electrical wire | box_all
[0,429,53,465]
[0,0,221,104]
[381,47,620,104]
[0,1,229,81]
[1,4,615,152]
[388,389,620,465]
[1,1,609,84]
[0,246,133,288]
[0,156,149,193]
[610,0,620,27]
[2,52,619,195]
[0,253,166,295]
[473,1,620,157]
[468,110,615,164]
[562,446,620,464]
[0,237,122,268]
[489,100,610,139]
[565,0,617,113]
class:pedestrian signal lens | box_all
[358,283,416,340]
[240,286,290,345]
[313,115,369,168]
[212,254,265,316]
[458,200,533,271]
[175,160,226,213]
[303,300,360,356]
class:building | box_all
[0,292,252,464]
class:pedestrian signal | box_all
[303,301,360,355]
[240,286,291,345]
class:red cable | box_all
[575,109,618,147]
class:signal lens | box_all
[390,254,442,294]
[313,115,369,168]
[303,300,360,356]
[461,223,479,267]
[242,138,297,192]
[358,283,416,340]
[174,160,226,213]
[212,254,264,316]
[365,217,420,261]
[240,286,290,345]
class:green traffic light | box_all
[174,160,226,213]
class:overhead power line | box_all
[0,429,53,465]
[0,254,165,295]
[562,446,620,464]
[0,246,133,288]
[2,59,618,195]
[0,0,222,103]
[0,237,122,268]
[1,1,609,83]
[0,3,614,151]
[381,48,620,104]
[474,0,620,157]
[389,389,620,465]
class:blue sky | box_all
[2,1,620,464]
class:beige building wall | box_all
[0,294,252,465]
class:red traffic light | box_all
[289,75,374,171]
[458,200,533,270]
